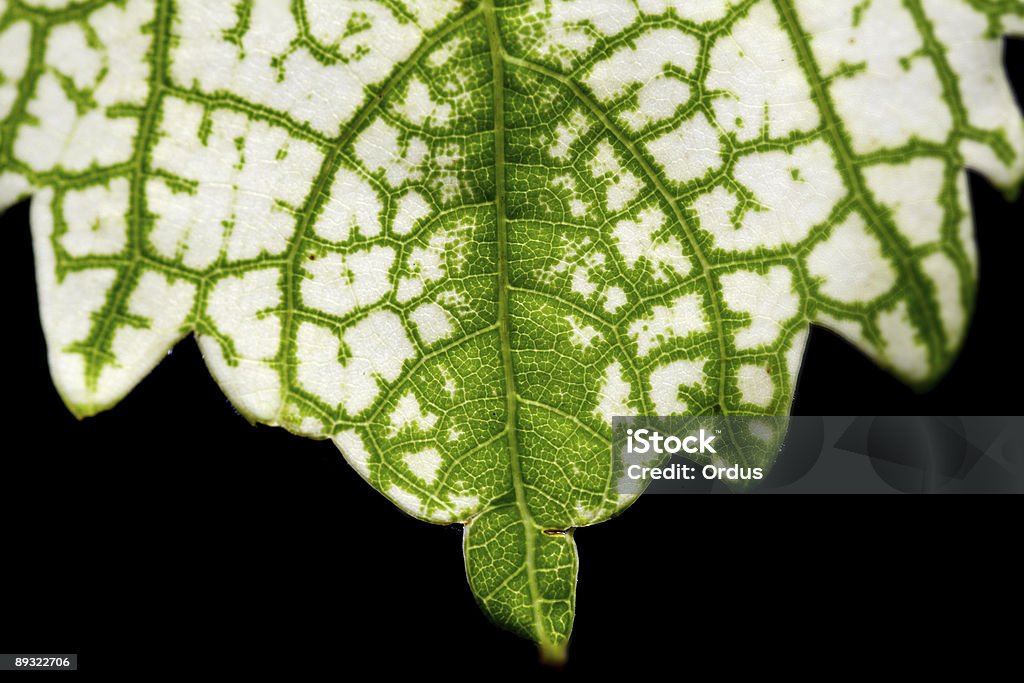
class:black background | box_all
[1,43,1020,677]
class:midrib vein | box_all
[482,0,551,650]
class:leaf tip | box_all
[538,640,569,667]
[63,397,104,421]
[996,174,1024,204]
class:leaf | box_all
[1,0,1021,659]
